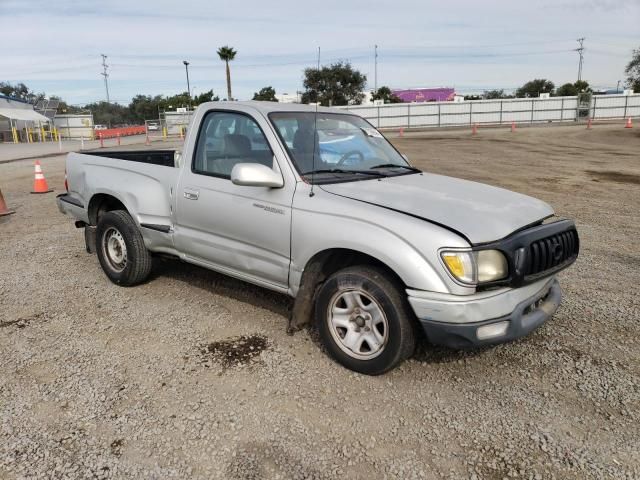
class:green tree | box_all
[483,89,507,99]
[625,47,640,92]
[301,61,367,106]
[371,86,402,103]
[515,79,555,98]
[0,82,45,103]
[217,45,237,101]
[83,101,131,127]
[193,89,219,104]
[252,86,278,102]
[128,95,163,123]
[556,80,591,97]
[164,91,193,109]
[574,80,591,92]
[556,83,577,97]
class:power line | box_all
[9,41,631,77]
[100,54,110,103]
[575,38,585,82]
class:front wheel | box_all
[315,265,416,375]
[95,210,152,286]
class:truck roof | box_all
[197,100,351,115]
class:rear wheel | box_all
[315,265,416,375]
[96,210,152,286]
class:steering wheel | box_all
[336,150,365,167]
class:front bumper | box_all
[408,277,561,348]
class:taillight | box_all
[64,168,68,192]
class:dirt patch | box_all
[585,170,640,185]
[200,335,269,369]
[0,312,45,329]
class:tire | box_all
[95,210,152,286]
[315,265,416,375]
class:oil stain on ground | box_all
[586,170,640,185]
[200,335,269,369]
[110,439,124,457]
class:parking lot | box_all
[1,123,639,479]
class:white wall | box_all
[337,94,640,129]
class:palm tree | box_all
[217,46,237,101]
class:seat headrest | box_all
[223,134,251,156]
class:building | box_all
[275,92,302,103]
[392,88,456,103]
[163,109,194,135]
[53,114,95,139]
[0,94,51,142]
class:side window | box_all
[193,111,273,178]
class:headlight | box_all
[476,249,508,283]
[441,249,508,285]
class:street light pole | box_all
[183,60,191,104]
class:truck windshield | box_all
[269,112,419,182]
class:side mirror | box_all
[231,163,284,188]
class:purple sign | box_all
[392,88,456,103]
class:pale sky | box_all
[1,0,638,105]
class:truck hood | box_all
[320,173,554,244]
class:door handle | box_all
[183,189,199,200]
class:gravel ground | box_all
[0,124,639,479]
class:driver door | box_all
[174,110,293,290]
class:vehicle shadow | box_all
[412,342,493,364]
[149,258,494,365]
[150,257,292,320]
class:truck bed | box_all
[84,150,176,167]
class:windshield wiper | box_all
[370,163,422,172]
[302,168,385,177]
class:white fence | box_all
[339,94,640,129]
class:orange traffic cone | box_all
[587,118,592,129]
[0,189,15,216]
[472,123,478,135]
[399,127,404,138]
[511,121,516,132]
[625,117,633,128]
[31,161,53,194]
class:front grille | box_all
[473,219,579,290]
[525,229,579,278]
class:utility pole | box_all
[374,44,378,92]
[575,38,585,82]
[183,60,191,101]
[100,54,110,103]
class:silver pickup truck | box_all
[57,101,579,374]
